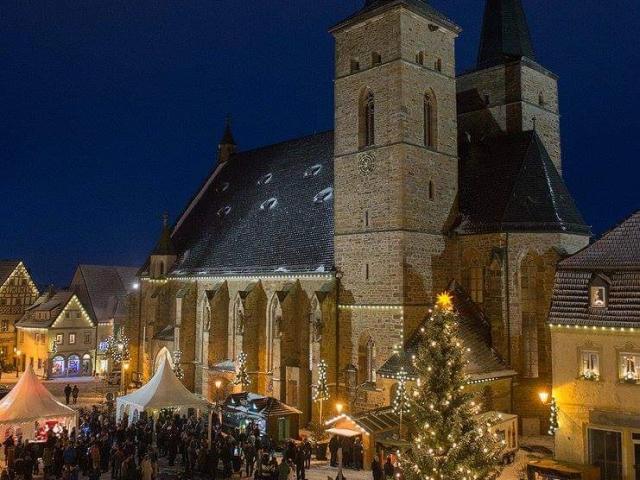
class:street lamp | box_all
[538,391,550,405]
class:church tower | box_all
[331,0,461,402]
[457,0,563,172]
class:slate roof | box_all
[477,0,536,69]
[456,131,590,236]
[558,211,640,270]
[549,211,640,328]
[16,290,75,329]
[167,131,334,276]
[225,392,302,417]
[332,0,460,34]
[378,284,515,381]
[70,265,139,324]
[151,223,177,256]
[0,261,20,287]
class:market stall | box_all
[0,365,77,441]
[223,392,301,444]
[116,356,210,425]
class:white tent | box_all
[116,356,210,424]
[0,365,77,439]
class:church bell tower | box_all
[331,0,461,394]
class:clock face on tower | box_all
[358,152,376,175]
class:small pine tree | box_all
[548,397,559,435]
[234,352,251,391]
[313,359,330,423]
[401,295,503,480]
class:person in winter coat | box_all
[140,454,154,480]
[278,458,291,480]
[64,384,72,405]
[71,385,79,404]
[371,457,383,480]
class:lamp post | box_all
[122,360,130,395]
[538,390,559,436]
[14,348,21,378]
[215,379,223,422]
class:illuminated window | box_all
[56,334,63,345]
[69,333,76,345]
[581,351,600,380]
[84,332,91,344]
[0,321,7,333]
[620,353,640,384]
[590,286,607,308]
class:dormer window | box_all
[589,274,610,308]
[257,173,273,185]
[260,198,278,211]
[304,164,322,178]
[217,206,231,217]
[313,187,333,204]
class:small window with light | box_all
[620,352,640,384]
[589,274,610,309]
[581,350,600,381]
[590,286,607,308]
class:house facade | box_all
[16,290,96,378]
[0,261,39,371]
[549,211,640,479]
[129,0,591,434]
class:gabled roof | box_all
[558,211,640,270]
[167,131,335,276]
[0,261,21,288]
[331,0,460,34]
[16,290,76,328]
[477,0,536,69]
[457,131,590,236]
[549,211,640,328]
[378,285,515,381]
[71,265,138,324]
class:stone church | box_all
[128,0,590,435]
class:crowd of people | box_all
[0,403,399,480]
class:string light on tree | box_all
[234,352,251,391]
[173,350,184,380]
[548,397,559,436]
[313,359,330,424]
[105,330,130,364]
[392,368,410,436]
[401,293,503,480]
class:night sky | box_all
[2,1,639,287]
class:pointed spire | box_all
[217,115,237,164]
[477,0,536,69]
[152,212,176,256]
[220,114,236,146]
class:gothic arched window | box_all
[359,90,375,148]
[424,92,437,148]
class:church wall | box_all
[456,231,589,433]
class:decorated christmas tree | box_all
[313,359,331,423]
[234,351,251,391]
[401,293,503,480]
